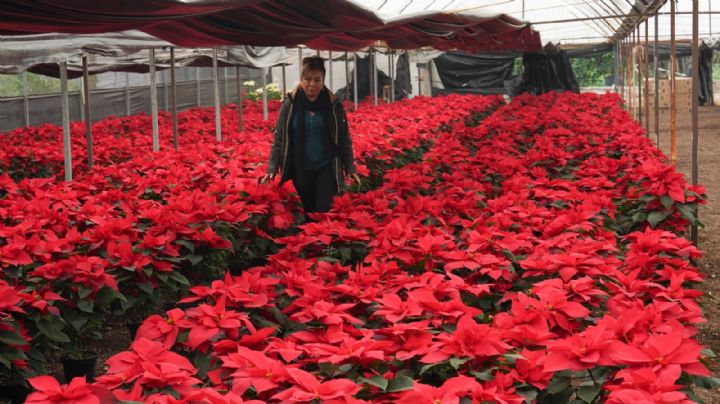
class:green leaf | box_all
[138,282,154,295]
[0,330,26,345]
[78,285,93,299]
[95,287,117,307]
[359,375,388,390]
[701,348,717,358]
[193,351,213,378]
[660,195,674,209]
[677,203,696,222]
[692,375,720,389]
[36,317,70,343]
[77,300,94,313]
[577,383,602,403]
[516,388,538,404]
[647,210,671,228]
[420,360,445,375]
[386,375,414,393]
[0,354,10,369]
[169,272,190,286]
[449,356,469,369]
[470,370,493,381]
[187,254,203,265]
[547,371,572,394]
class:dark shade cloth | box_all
[432,51,518,94]
[0,1,541,52]
[699,47,714,106]
[513,50,579,95]
[394,51,412,100]
[335,54,412,101]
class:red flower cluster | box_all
[11,91,713,402]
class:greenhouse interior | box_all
[1,0,720,403]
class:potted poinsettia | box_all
[29,255,120,383]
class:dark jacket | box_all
[267,86,357,193]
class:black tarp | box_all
[513,50,579,95]
[699,47,714,105]
[0,1,542,52]
[336,53,410,102]
[394,52,412,100]
[432,51,518,94]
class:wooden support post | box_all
[691,0,699,245]
[212,48,222,141]
[236,66,243,132]
[60,62,72,181]
[82,55,93,169]
[149,48,159,152]
[655,13,660,146]
[670,0,677,165]
[170,47,178,149]
[644,20,650,136]
[22,72,29,126]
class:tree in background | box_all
[0,72,82,97]
[571,52,614,87]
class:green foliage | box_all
[0,72,83,97]
[571,52,614,87]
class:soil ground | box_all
[650,105,720,402]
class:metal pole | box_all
[328,50,333,92]
[281,65,286,95]
[170,47,178,150]
[418,64,422,96]
[125,72,131,116]
[369,48,377,105]
[636,26,642,124]
[78,76,85,123]
[298,48,303,82]
[345,51,350,102]
[196,67,201,107]
[236,66,243,132]
[149,48,159,152]
[164,68,169,111]
[82,55,93,170]
[262,67,268,121]
[212,48,222,141]
[671,0,677,165]
[22,72,29,126]
[691,0,699,245]
[644,20,650,136]
[353,52,358,110]
[60,62,72,181]
[709,0,712,36]
[224,67,229,105]
[389,51,394,102]
[655,13,660,146]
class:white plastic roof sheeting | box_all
[466,0,719,45]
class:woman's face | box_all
[300,69,324,102]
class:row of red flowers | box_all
[0,94,501,386]
[21,91,713,403]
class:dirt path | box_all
[649,105,720,400]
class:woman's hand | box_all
[348,173,361,186]
[258,173,276,184]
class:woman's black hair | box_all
[301,56,326,78]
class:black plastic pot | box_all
[61,352,97,383]
[127,321,142,340]
[0,383,30,403]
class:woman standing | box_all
[259,56,361,213]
